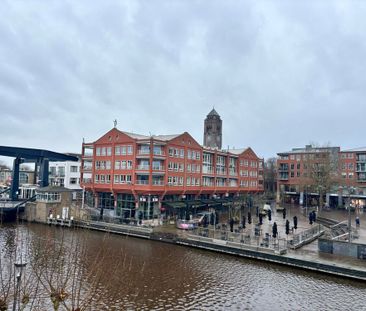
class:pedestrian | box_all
[309,211,313,225]
[293,216,298,230]
[229,217,234,232]
[259,213,263,225]
[268,209,272,222]
[242,215,246,229]
[256,206,259,217]
[283,208,286,219]
[356,216,360,227]
[248,211,252,224]
[272,222,278,238]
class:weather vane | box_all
[113,119,117,128]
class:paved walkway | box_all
[155,205,366,273]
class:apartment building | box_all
[81,127,263,220]
[277,145,366,207]
[49,154,82,190]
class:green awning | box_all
[163,202,187,209]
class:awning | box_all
[163,202,187,209]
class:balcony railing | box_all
[152,180,164,185]
[152,166,165,171]
[135,180,149,185]
[202,168,214,174]
[153,151,166,156]
[136,165,150,170]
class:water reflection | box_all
[1,223,365,310]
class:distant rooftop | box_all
[341,147,366,152]
[121,131,181,141]
[278,145,340,155]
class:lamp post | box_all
[13,262,27,311]
[348,187,355,243]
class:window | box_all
[70,178,77,184]
[186,177,191,186]
[348,163,354,170]
[168,162,173,171]
[187,164,191,172]
[127,145,133,155]
[296,155,301,161]
[106,161,111,169]
[348,172,354,178]
[114,175,119,183]
[196,152,200,160]
[106,175,111,184]
[297,163,300,170]
[115,146,121,155]
[169,148,174,157]
[70,166,78,173]
[101,147,106,156]
[106,147,111,156]
[95,174,99,183]
[127,161,132,169]
[96,147,101,156]
[244,160,248,167]
[290,155,295,160]
[121,146,127,155]
[179,163,184,172]
[187,150,191,159]
[290,164,294,170]
[290,172,294,178]
[180,149,184,158]
[115,161,120,170]
[296,172,300,177]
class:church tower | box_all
[203,108,222,149]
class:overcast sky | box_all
[1,0,366,166]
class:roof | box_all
[226,148,249,155]
[121,131,181,142]
[152,134,180,141]
[207,108,220,117]
[121,131,149,140]
[341,147,366,152]
[277,146,340,155]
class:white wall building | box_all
[49,159,81,190]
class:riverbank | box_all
[69,219,366,282]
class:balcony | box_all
[152,180,164,186]
[153,151,166,158]
[136,150,151,158]
[135,180,149,185]
[152,166,165,171]
[136,165,150,170]
[202,168,214,175]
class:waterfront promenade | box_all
[75,205,366,281]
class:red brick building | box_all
[277,145,366,208]
[81,127,263,220]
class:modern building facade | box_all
[277,145,366,207]
[49,155,82,190]
[81,122,263,220]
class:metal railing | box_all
[190,226,287,253]
[288,224,324,248]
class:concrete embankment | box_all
[68,220,366,282]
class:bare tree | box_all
[0,224,129,311]
[299,144,340,207]
[264,157,277,198]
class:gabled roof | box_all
[152,134,181,141]
[226,148,249,155]
[122,131,149,140]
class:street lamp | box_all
[339,186,355,243]
[13,262,27,311]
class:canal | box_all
[0,223,365,310]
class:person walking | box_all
[283,208,286,219]
[229,217,234,232]
[356,216,360,227]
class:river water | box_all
[0,223,365,311]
